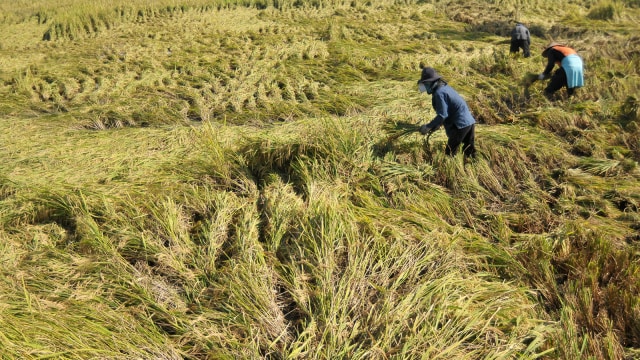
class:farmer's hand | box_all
[419,124,432,135]
[538,73,546,80]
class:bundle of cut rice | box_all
[382,121,422,141]
[522,72,540,87]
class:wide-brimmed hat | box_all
[418,67,442,83]
[541,42,564,57]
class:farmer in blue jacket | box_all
[510,22,531,58]
[417,66,477,158]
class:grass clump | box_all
[587,0,625,20]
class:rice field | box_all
[0,0,639,359]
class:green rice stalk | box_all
[578,157,622,176]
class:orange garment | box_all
[550,45,577,65]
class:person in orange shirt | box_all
[538,42,584,99]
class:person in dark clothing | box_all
[417,66,477,158]
[538,42,584,99]
[510,22,531,58]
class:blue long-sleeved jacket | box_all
[511,23,530,44]
[425,83,476,137]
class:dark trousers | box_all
[446,124,476,158]
[544,67,576,98]
[510,39,530,58]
